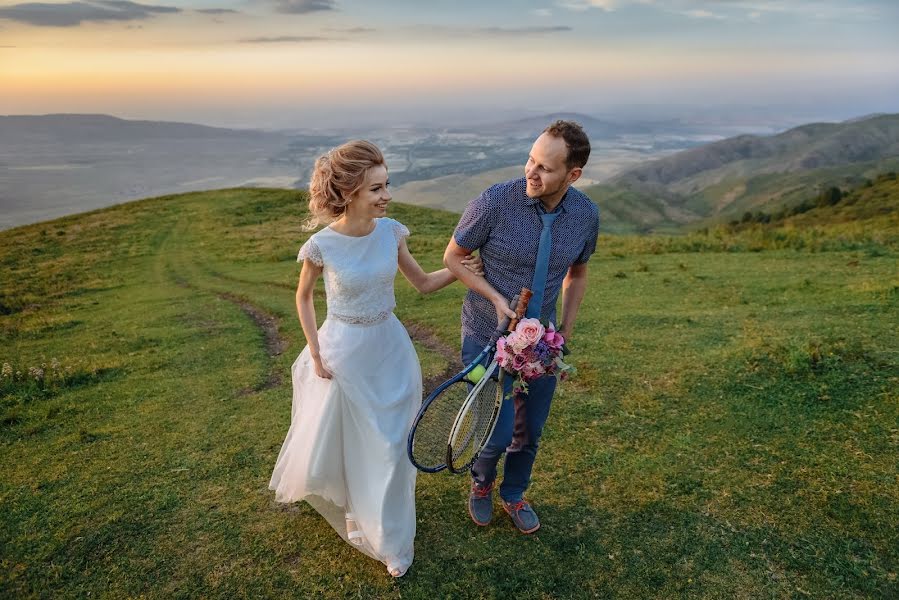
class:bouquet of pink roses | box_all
[495,318,574,395]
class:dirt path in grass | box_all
[210,289,458,394]
[217,294,459,394]
[161,217,458,393]
[171,267,458,393]
[216,292,287,391]
[404,322,459,393]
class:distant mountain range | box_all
[451,112,654,139]
[585,113,899,232]
[0,114,283,144]
[0,114,302,230]
[3,111,701,230]
[3,112,897,234]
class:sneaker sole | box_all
[502,504,541,534]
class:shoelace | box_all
[471,482,494,498]
[505,500,528,512]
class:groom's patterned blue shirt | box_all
[454,177,600,347]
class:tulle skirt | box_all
[269,313,421,574]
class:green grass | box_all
[2,188,897,598]
[583,183,686,234]
[682,157,899,219]
[582,157,899,234]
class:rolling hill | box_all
[1,188,896,597]
[393,165,523,212]
[0,113,283,143]
[449,112,654,139]
[0,114,304,230]
[584,113,899,233]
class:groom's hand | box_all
[560,320,576,352]
[492,295,516,325]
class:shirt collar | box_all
[524,186,570,214]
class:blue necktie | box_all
[508,210,559,454]
[526,211,559,319]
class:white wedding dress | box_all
[269,217,420,576]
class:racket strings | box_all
[448,375,501,472]
[409,381,468,471]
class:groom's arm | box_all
[560,206,599,341]
[559,262,589,341]
[445,189,515,321]
[445,239,516,321]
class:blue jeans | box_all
[462,336,558,502]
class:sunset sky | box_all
[1,0,898,128]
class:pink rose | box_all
[543,323,565,350]
[522,361,545,381]
[516,318,545,347]
[511,353,528,371]
[495,337,508,365]
[506,331,529,354]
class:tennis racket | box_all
[407,294,521,473]
[446,288,531,474]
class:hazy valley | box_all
[1,112,779,230]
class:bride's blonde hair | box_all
[305,140,385,230]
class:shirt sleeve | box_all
[390,219,410,246]
[297,237,323,266]
[574,204,600,265]
[453,188,496,251]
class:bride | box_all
[269,140,482,577]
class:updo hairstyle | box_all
[305,140,385,230]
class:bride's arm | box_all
[296,259,332,378]
[397,238,483,294]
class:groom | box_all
[444,120,599,533]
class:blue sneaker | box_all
[501,498,541,534]
[468,481,494,526]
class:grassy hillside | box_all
[781,172,899,228]
[585,114,899,231]
[1,189,897,598]
[582,182,688,234]
[617,115,899,188]
[393,165,523,212]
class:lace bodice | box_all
[297,218,409,325]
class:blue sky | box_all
[1,0,897,127]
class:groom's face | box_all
[524,133,580,202]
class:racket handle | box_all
[508,288,532,331]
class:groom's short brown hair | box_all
[543,120,590,170]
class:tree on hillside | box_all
[816,186,843,208]
[789,199,815,217]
